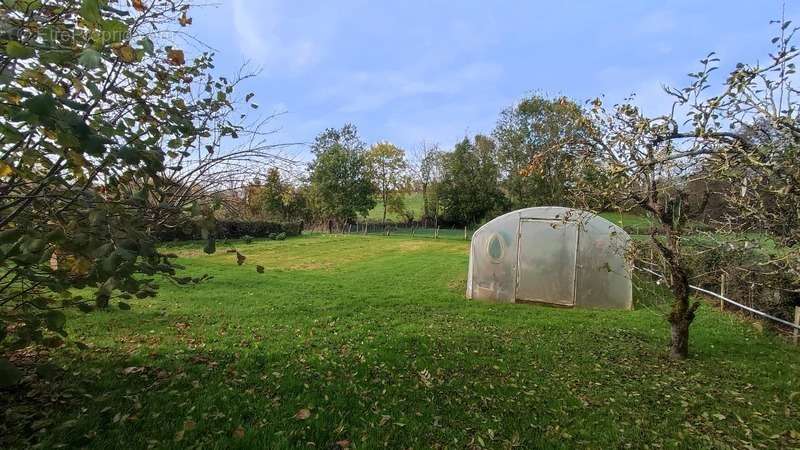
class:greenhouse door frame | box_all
[513,218,581,306]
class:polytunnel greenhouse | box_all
[467,207,633,309]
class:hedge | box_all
[157,221,303,241]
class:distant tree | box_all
[439,136,505,225]
[243,178,265,219]
[367,142,408,226]
[493,94,591,208]
[260,168,289,219]
[418,144,446,227]
[308,125,376,227]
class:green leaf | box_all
[138,37,154,55]
[0,358,22,388]
[45,310,66,333]
[78,48,103,69]
[0,228,24,244]
[5,41,34,59]
[40,50,74,65]
[98,276,117,297]
[24,94,56,117]
[101,19,128,44]
[36,362,60,380]
[79,0,102,25]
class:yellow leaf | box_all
[167,49,185,66]
[69,256,92,276]
[0,161,13,177]
[114,45,137,63]
[71,76,85,94]
[132,0,146,12]
[179,11,192,27]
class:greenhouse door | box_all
[515,219,578,306]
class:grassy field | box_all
[2,235,799,449]
[367,192,424,221]
[368,193,652,231]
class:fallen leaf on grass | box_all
[335,439,351,448]
[294,408,311,420]
[183,419,196,431]
[232,425,245,439]
[122,366,145,375]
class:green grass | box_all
[367,192,424,221]
[3,235,799,449]
[599,211,653,231]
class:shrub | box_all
[276,232,287,241]
[157,221,302,241]
[242,235,254,244]
[268,233,277,240]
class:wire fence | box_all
[304,222,475,241]
[634,264,800,339]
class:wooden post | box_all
[794,306,799,345]
[720,273,726,311]
[435,226,440,239]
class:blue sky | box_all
[188,0,798,161]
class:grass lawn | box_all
[2,235,799,449]
[599,211,653,231]
[367,192,424,221]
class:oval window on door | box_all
[486,233,505,263]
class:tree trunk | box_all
[669,316,690,359]
[663,244,699,359]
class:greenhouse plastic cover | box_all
[467,207,632,309]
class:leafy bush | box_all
[268,233,277,240]
[158,221,302,241]
[276,232,287,241]
[242,235,254,244]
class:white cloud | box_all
[317,62,503,113]
[636,10,676,34]
[231,0,321,71]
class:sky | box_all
[187,0,800,162]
